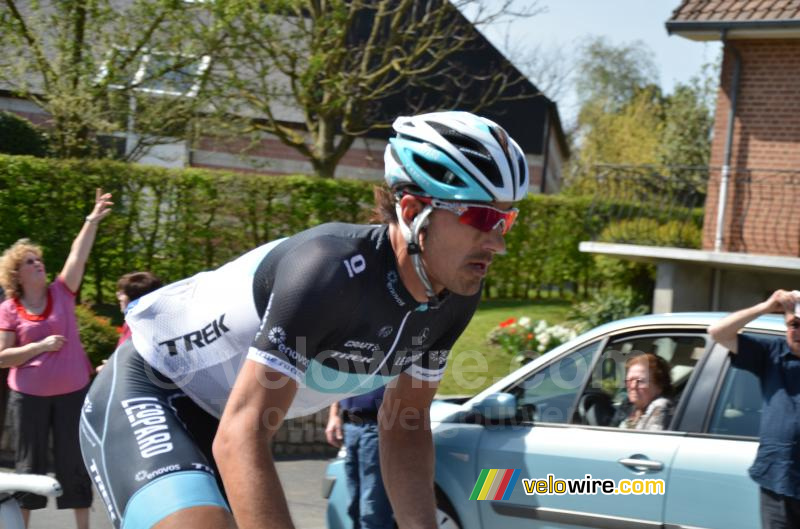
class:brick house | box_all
[0,5,569,193]
[581,0,800,311]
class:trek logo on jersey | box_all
[158,313,230,356]
[121,397,174,459]
[89,459,117,522]
[385,270,406,307]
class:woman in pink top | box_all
[0,189,112,529]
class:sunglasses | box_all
[414,196,519,235]
[625,377,649,387]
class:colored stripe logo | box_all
[469,469,520,500]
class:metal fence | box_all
[581,164,707,249]
[581,164,800,257]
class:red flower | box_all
[499,318,516,328]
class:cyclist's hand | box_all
[325,416,343,448]
[39,335,66,353]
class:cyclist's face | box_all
[419,201,510,296]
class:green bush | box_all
[598,218,701,248]
[0,112,49,157]
[75,304,120,368]
[568,288,649,332]
[0,154,703,304]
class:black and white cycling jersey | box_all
[127,222,480,419]
[80,223,480,529]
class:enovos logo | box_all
[385,271,406,307]
[135,464,181,482]
[268,326,287,345]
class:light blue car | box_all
[324,312,779,529]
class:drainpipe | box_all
[540,102,552,194]
[712,31,742,310]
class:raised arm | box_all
[709,289,798,353]
[59,188,113,293]
[379,373,439,529]
[213,360,299,529]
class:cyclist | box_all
[79,111,529,529]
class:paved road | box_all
[10,456,332,529]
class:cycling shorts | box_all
[79,341,229,529]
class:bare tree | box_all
[0,0,221,159]
[206,0,542,178]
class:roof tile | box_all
[669,0,800,22]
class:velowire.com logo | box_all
[469,469,520,501]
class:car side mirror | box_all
[470,392,518,422]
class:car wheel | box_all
[435,492,462,529]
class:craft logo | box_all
[469,469,520,501]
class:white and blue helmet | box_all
[384,111,529,203]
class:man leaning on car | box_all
[709,289,800,529]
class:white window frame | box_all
[97,47,211,98]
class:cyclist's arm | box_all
[379,372,438,529]
[213,360,298,529]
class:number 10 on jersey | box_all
[343,254,366,278]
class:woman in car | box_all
[619,353,673,431]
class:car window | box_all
[507,341,600,424]
[574,333,708,429]
[707,362,762,438]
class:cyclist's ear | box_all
[398,194,425,226]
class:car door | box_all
[474,330,709,529]
[663,338,766,529]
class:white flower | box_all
[518,316,531,328]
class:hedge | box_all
[0,154,703,306]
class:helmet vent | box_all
[427,121,503,188]
[412,154,466,188]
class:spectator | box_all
[709,289,800,529]
[94,271,163,374]
[116,271,163,345]
[0,189,112,529]
[619,353,673,431]
[0,286,6,442]
[327,386,393,529]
